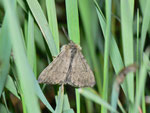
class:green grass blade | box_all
[24,20,28,43]
[46,0,59,51]
[136,9,140,98]
[128,0,134,20]
[111,65,137,113]
[2,92,10,113]
[5,75,20,99]
[34,24,46,53]
[63,109,74,113]
[140,0,150,60]
[139,0,146,14]
[111,82,120,113]
[0,103,7,113]
[56,94,74,113]
[62,94,75,113]
[26,0,58,56]
[26,12,37,77]
[0,16,11,97]
[3,0,41,112]
[34,80,54,112]
[62,94,71,111]
[55,85,64,113]
[65,0,80,44]
[142,92,146,113]
[26,1,60,111]
[85,99,94,113]
[75,89,80,113]
[121,0,134,104]
[134,52,149,113]
[101,0,112,112]
[16,0,27,12]
[79,88,119,113]
[94,0,124,74]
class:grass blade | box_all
[26,0,58,56]
[111,64,137,113]
[24,17,54,112]
[140,0,150,60]
[3,0,41,112]
[134,51,149,113]
[34,24,46,53]
[2,92,10,113]
[26,12,37,76]
[65,0,80,44]
[46,0,60,51]
[5,75,20,99]
[16,0,27,12]
[121,0,134,105]
[63,109,74,113]
[56,94,74,113]
[0,103,7,113]
[0,16,11,97]
[136,9,140,94]
[34,79,54,112]
[75,89,80,113]
[101,0,112,112]
[79,88,119,113]
[142,92,146,113]
[62,94,71,111]
[55,85,64,113]
[94,0,124,74]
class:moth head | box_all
[69,41,82,50]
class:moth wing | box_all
[38,46,71,84]
[67,50,96,87]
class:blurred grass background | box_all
[0,0,150,113]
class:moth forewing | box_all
[66,48,96,87]
[38,45,71,84]
[38,42,96,87]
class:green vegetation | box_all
[0,0,150,113]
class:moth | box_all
[38,41,96,87]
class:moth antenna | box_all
[61,26,71,42]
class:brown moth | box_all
[38,41,96,87]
